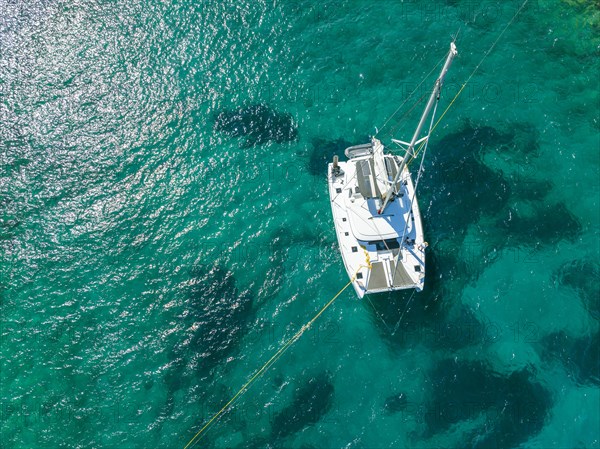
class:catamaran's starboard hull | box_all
[328,147,426,299]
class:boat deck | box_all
[328,144,426,298]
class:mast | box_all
[378,42,458,214]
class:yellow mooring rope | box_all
[183,265,369,449]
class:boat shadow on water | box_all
[363,249,488,353]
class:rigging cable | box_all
[383,0,530,163]
[375,53,447,139]
[392,100,437,286]
[424,0,531,141]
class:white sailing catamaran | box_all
[328,42,457,298]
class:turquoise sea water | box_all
[1,0,599,447]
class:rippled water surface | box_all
[1,1,599,448]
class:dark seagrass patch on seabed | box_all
[366,280,497,355]
[213,103,298,147]
[423,359,552,448]
[271,371,335,440]
[164,264,254,395]
[553,257,600,320]
[383,392,409,415]
[306,137,357,176]
[540,330,600,386]
[418,120,582,293]
[422,121,513,238]
[497,202,582,248]
[422,119,566,243]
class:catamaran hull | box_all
[325,43,457,299]
[328,153,426,299]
